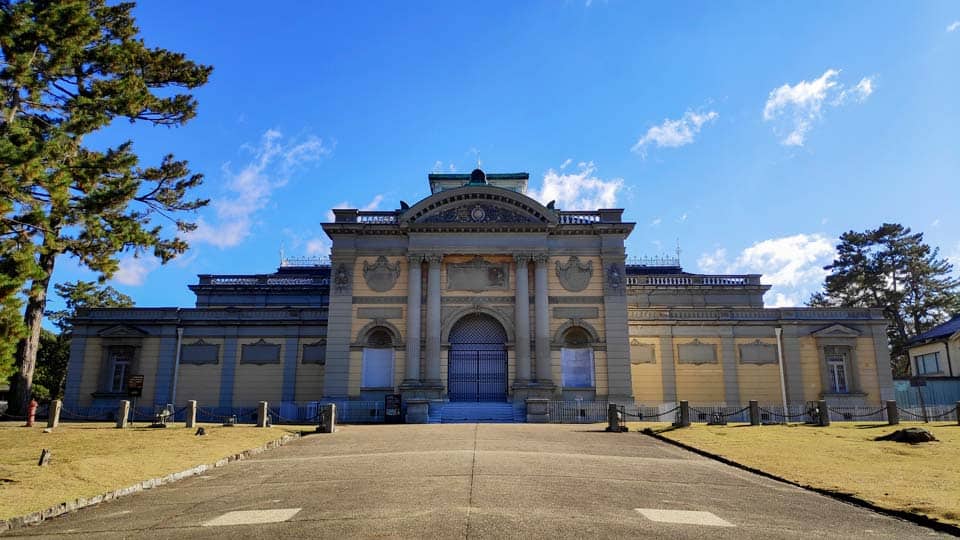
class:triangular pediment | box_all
[418,201,542,224]
[811,324,860,338]
[98,324,149,338]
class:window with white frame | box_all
[361,328,394,388]
[108,347,134,393]
[561,327,594,388]
[914,352,941,375]
[824,346,848,393]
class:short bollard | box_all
[606,403,625,432]
[318,403,336,433]
[817,399,830,427]
[47,399,62,429]
[26,399,38,427]
[749,400,760,426]
[256,401,269,427]
[886,400,899,425]
[677,400,690,428]
[186,400,197,428]
[116,400,130,429]
[956,401,960,426]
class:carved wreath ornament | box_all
[362,256,400,292]
[555,256,593,292]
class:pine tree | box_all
[809,223,960,376]
[1,0,212,412]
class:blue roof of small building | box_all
[909,314,960,344]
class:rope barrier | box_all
[690,406,751,418]
[758,407,816,420]
[268,408,321,424]
[827,407,886,419]
[620,406,680,419]
[61,408,113,421]
[899,407,958,420]
[0,412,28,421]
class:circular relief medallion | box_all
[470,205,486,221]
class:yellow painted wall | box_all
[78,338,103,406]
[798,336,822,403]
[674,337,725,404]
[294,337,325,402]
[629,338,663,403]
[77,337,161,406]
[855,337,881,406]
[232,338,284,406]
[734,338,782,404]
[175,338,224,407]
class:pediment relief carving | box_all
[418,202,539,224]
[98,324,149,338]
[811,324,861,338]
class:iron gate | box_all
[448,349,508,402]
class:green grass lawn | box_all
[0,421,312,520]
[641,421,960,527]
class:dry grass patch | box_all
[0,421,312,520]
[648,421,960,526]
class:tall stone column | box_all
[404,254,423,384]
[424,254,443,385]
[513,254,531,383]
[533,254,552,383]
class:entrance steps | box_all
[431,402,519,423]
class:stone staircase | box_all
[432,401,519,423]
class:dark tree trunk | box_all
[8,251,56,415]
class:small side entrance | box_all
[447,314,508,402]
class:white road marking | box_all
[635,508,734,527]
[203,508,301,527]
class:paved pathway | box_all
[8,424,946,539]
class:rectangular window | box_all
[828,361,847,393]
[108,348,133,393]
[561,348,595,388]
[361,348,394,388]
[914,352,940,375]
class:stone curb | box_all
[0,431,304,534]
[640,428,960,537]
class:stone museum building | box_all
[64,169,895,422]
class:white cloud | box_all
[560,158,573,170]
[114,256,160,286]
[632,109,719,156]
[530,161,623,210]
[948,20,960,32]
[305,237,331,256]
[697,233,836,307]
[189,130,331,248]
[763,69,875,146]
[650,217,662,227]
[678,212,688,223]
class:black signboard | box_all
[385,394,402,423]
[127,375,145,397]
[910,377,927,387]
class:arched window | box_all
[361,327,395,389]
[561,326,594,388]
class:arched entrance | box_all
[448,313,508,402]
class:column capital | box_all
[513,253,534,264]
[533,254,549,265]
[407,253,425,264]
[425,254,443,264]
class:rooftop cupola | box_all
[468,168,488,185]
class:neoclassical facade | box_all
[64,169,895,420]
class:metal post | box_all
[956,401,960,426]
[186,400,197,428]
[678,400,690,427]
[318,403,336,433]
[817,399,830,427]
[749,400,760,426]
[886,400,899,425]
[47,400,62,429]
[256,401,269,427]
[116,400,130,429]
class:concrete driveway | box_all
[6,424,945,539]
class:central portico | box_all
[320,169,636,413]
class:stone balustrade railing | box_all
[627,274,763,286]
[558,211,601,224]
[198,275,330,286]
[357,212,399,224]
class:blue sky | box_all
[50,0,960,314]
